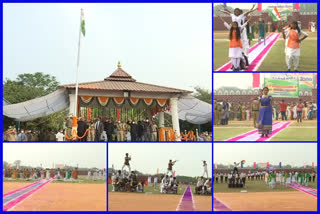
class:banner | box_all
[267,3,293,21]
[267,162,269,168]
[253,162,256,169]
[252,73,260,88]
[304,161,306,169]
[279,162,282,168]
[215,163,218,169]
[264,77,299,97]
[312,162,314,168]
[257,3,262,12]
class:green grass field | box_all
[214,180,317,193]
[214,120,317,141]
[213,31,317,71]
[108,183,195,195]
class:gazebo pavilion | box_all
[61,62,192,138]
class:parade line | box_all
[225,121,292,141]
[289,184,317,198]
[3,178,54,211]
[213,197,232,211]
[176,186,196,211]
[216,33,280,71]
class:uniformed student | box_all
[202,160,208,178]
[122,153,131,173]
[167,160,177,176]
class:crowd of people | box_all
[214,98,317,126]
[214,169,316,189]
[4,115,211,142]
[266,170,316,188]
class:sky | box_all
[108,143,212,177]
[3,143,106,169]
[214,73,272,89]
[3,3,211,92]
[213,3,292,10]
[214,143,317,167]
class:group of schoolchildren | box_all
[216,4,309,71]
[266,170,316,188]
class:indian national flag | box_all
[81,9,85,36]
[269,7,281,21]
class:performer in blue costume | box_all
[257,87,273,138]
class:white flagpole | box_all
[74,8,83,117]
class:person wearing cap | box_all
[66,114,73,139]
[251,97,260,128]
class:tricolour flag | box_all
[81,9,86,36]
[269,7,282,21]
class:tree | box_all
[3,73,68,132]
[3,72,59,104]
[13,160,21,168]
[193,87,212,104]
[3,161,8,170]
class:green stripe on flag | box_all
[81,20,85,36]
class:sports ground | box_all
[3,176,106,211]
[108,184,212,211]
[213,31,317,71]
[214,120,317,141]
[214,180,317,211]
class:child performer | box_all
[282,21,308,71]
[217,15,252,71]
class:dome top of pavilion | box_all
[60,62,192,94]
[104,61,136,82]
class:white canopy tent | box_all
[3,89,69,122]
[3,89,211,124]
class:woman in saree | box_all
[257,87,273,138]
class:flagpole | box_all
[71,8,83,139]
[74,9,83,117]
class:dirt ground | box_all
[214,192,317,211]
[3,182,32,194]
[4,182,106,211]
[108,192,212,211]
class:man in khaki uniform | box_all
[214,100,218,125]
[151,122,158,141]
[66,114,73,139]
[116,121,126,141]
[216,101,222,125]
[251,98,260,128]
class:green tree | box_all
[3,72,59,104]
[3,73,67,132]
[3,161,9,170]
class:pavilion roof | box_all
[60,62,191,94]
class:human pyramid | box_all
[111,154,211,195]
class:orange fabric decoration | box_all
[144,98,153,105]
[130,97,139,105]
[156,99,167,107]
[114,97,125,105]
